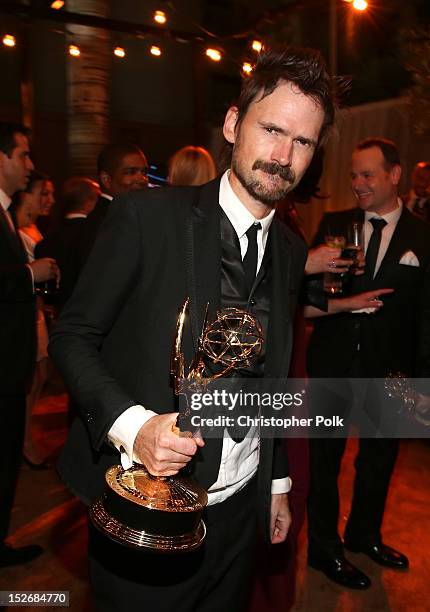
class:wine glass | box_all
[323,234,346,295]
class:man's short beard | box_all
[231,156,296,206]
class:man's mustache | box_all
[252,160,295,183]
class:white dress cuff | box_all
[271,476,292,494]
[107,405,157,470]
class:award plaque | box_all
[90,299,263,552]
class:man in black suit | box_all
[0,122,59,567]
[405,161,430,223]
[78,143,149,265]
[49,46,340,612]
[306,138,430,589]
[36,176,100,310]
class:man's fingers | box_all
[336,257,353,266]
[159,431,199,457]
[194,436,205,448]
[134,412,204,476]
[366,288,395,302]
[373,288,394,296]
[146,462,188,477]
[154,444,195,464]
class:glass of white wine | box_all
[323,234,346,295]
[343,222,364,272]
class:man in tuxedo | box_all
[405,161,430,223]
[306,138,430,589]
[36,176,100,310]
[49,46,340,612]
[78,142,149,265]
[0,122,59,567]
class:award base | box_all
[89,465,208,553]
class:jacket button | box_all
[249,299,256,306]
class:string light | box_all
[154,10,167,25]
[51,1,64,9]
[242,61,253,75]
[251,40,263,53]
[206,48,222,62]
[68,44,80,57]
[2,34,16,47]
[150,45,162,57]
[352,0,368,10]
[114,46,126,58]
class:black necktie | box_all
[365,218,387,280]
[243,222,261,290]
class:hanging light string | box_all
[1,0,369,71]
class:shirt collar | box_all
[0,188,12,212]
[365,197,403,226]
[219,170,275,242]
[101,192,113,201]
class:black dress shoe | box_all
[345,541,409,569]
[308,555,371,589]
[0,543,43,567]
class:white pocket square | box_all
[399,251,419,266]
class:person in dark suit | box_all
[306,138,430,589]
[78,142,149,266]
[49,46,341,612]
[405,161,430,223]
[0,122,59,567]
[36,176,100,310]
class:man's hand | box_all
[133,413,204,477]
[331,288,394,313]
[305,245,352,275]
[29,258,60,284]
[270,493,291,544]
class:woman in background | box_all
[10,172,57,468]
[36,176,56,235]
[168,145,217,186]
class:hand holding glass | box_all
[323,234,346,294]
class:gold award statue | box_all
[90,299,263,553]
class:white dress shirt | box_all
[108,171,292,504]
[364,199,403,276]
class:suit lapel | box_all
[374,208,413,283]
[189,178,222,340]
[186,178,223,488]
[265,217,293,378]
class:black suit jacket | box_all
[78,194,111,267]
[0,209,36,394]
[307,207,430,378]
[35,217,87,309]
[49,178,307,540]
